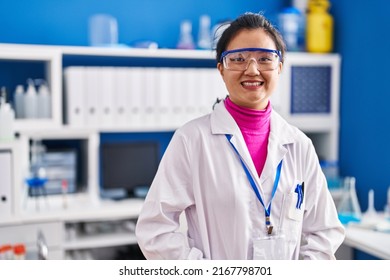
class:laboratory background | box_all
[0,0,389,260]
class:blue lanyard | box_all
[226,134,283,234]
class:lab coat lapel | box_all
[260,111,293,185]
[211,101,259,178]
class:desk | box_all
[343,226,390,260]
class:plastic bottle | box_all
[24,79,38,119]
[14,84,25,119]
[197,15,212,50]
[177,20,195,50]
[0,244,13,260]
[13,244,26,260]
[37,81,51,119]
[306,0,333,53]
[293,0,308,14]
[278,7,305,51]
[0,87,15,142]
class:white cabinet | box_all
[271,52,340,162]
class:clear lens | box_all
[223,50,279,71]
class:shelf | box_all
[0,45,63,131]
[1,195,145,226]
[63,230,137,250]
[0,43,216,60]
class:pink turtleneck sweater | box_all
[225,97,272,177]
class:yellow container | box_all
[306,0,333,53]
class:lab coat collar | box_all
[211,101,296,184]
[210,101,295,144]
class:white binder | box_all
[171,68,186,127]
[64,67,86,127]
[156,68,172,126]
[127,68,143,126]
[84,67,101,128]
[113,67,130,127]
[99,67,115,128]
[143,67,158,126]
[185,68,201,122]
[0,150,12,219]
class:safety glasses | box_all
[220,48,281,71]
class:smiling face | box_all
[218,28,283,110]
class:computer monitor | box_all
[100,141,159,199]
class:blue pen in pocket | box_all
[295,183,304,209]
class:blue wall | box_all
[331,0,390,212]
[0,0,287,48]
[1,1,389,213]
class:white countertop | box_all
[344,225,390,259]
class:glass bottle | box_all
[337,177,362,224]
[177,20,195,50]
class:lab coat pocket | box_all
[285,181,305,222]
[286,193,304,222]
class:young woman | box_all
[135,12,345,260]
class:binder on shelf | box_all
[64,67,86,127]
[84,67,101,128]
[98,67,115,128]
[113,68,130,127]
[171,68,186,127]
[185,68,201,122]
[127,68,143,126]
[156,68,172,126]
[198,68,215,116]
[143,67,158,126]
[0,150,12,219]
[211,68,227,102]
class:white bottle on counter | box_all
[0,87,15,141]
[37,82,51,119]
[24,79,38,119]
[14,84,25,119]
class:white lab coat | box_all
[135,101,345,260]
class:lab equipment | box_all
[37,80,51,119]
[306,0,333,53]
[13,244,26,260]
[24,79,38,119]
[177,20,195,49]
[37,230,48,260]
[13,84,25,119]
[37,150,77,196]
[88,14,118,47]
[360,189,382,227]
[337,177,362,224]
[292,0,308,13]
[385,187,390,219]
[197,15,212,49]
[25,139,49,210]
[0,87,15,141]
[278,7,305,51]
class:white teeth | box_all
[242,81,263,86]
